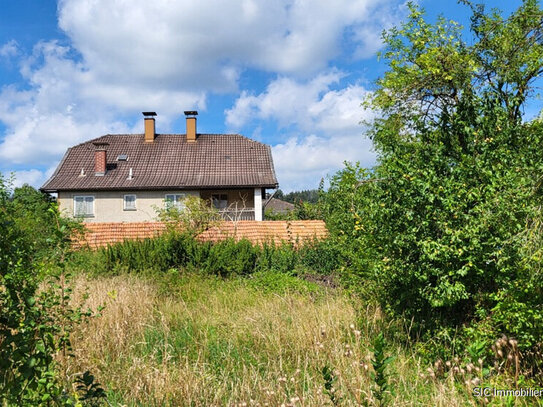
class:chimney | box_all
[143,112,157,142]
[184,111,198,142]
[93,141,109,176]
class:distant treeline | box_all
[273,189,320,204]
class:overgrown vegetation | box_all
[322,0,543,362]
[3,1,543,405]
[73,231,342,279]
[155,195,220,235]
[0,176,102,405]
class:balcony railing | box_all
[217,208,256,221]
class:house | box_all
[41,111,278,222]
[264,197,295,217]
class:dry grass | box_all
[62,273,524,406]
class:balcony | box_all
[217,208,256,221]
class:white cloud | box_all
[58,0,397,82]
[0,40,206,166]
[0,40,19,59]
[272,133,375,192]
[226,71,347,130]
[227,72,376,191]
[0,0,403,188]
[11,169,49,189]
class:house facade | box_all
[41,112,278,222]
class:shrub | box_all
[0,173,100,405]
[323,1,543,351]
[77,228,341,285]
[256,241,299,274]
[205,238,257,277]
[299,238,342,275]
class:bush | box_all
[75,230,343,280]
[323,2,543,350]
[256,241,299,274]
[205,238,257,277]
[299,238,342,275]
[0,173,100,405]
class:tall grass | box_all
[63,272,533,406]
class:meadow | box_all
[60,269,530,406]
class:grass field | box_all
[62,271,530,406]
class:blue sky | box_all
[0,0,537,192]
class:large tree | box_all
[326,0,543,346]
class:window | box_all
[124,194,136,210]
[74,196,94,217]
[165,194,186,210]
[211,194,228,210]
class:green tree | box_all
[10,184,63,263]
[156,195,220,236]
[327,0,543,345]
[0,174,103,405]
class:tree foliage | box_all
[325,0,543,346]
[0,175,102,405]
[274,188,321,204]
[155,195,220,236]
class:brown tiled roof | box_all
[73,222,167,249]
[73,220,327,249]
[41,133,278,191]
[200,220,327,246]
[264,197,295,214]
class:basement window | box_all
[165,194,186,211]
[123,194,137,211]
[74,196,94,217]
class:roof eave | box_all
[46,183,279,192]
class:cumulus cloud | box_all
[272,133,375,191]
[0,0,403,188]
[0,40,19,59]
[11,169,46,188]
[0,40,206,167]
[227,72,376,191]
[58,0,397,82]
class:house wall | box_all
[58,188,260,223]
[58,190,200,223]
